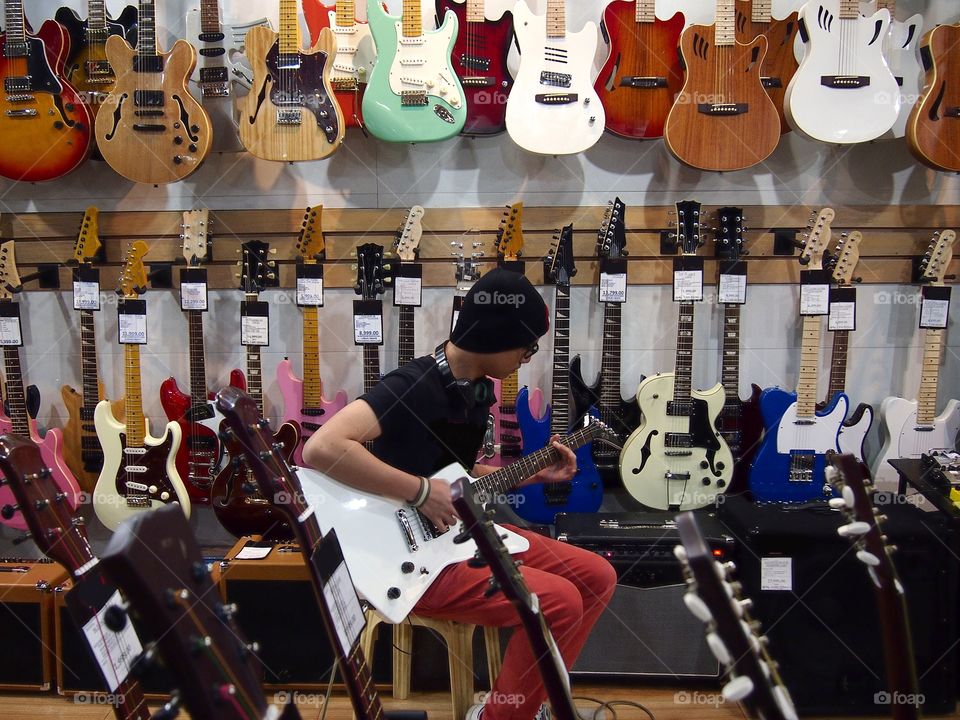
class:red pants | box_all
[414,525,617,720]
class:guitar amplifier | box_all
[719,495,957,714]
[556,511,735,678]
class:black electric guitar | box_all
[354,243,391,451]
[215,386,426,720]
[675,511,798,720]
[826,453,921,720]
[452,477,577,720]
[100,502,301,720]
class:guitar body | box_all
[514,386,603,523]
[664,26,780,171]
[619,373,733,511]
[862,3,923,139]
[719,383,763,495]
[437,0,515,136]
[784,2,898,144]
[733,0,800,135]
[0,20,93,181]
[749,387,847,503]
[186,8,271,152]
[837,401,873,462]
[480,378,525,468]
[505,1,604,154]
[907,23,960,173]
[92,400,190,531]
[97,35,212,183]
[303,0,377,129]
[570,354,641,487]
[296,461,530,624]
[594,2,684,140]
[276,358,349,467]
[239,25,344,160]
[60,382,125,493]
[362,2,465,142]
[872,396,960,491]
[55,4,138,159]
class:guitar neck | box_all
[720,303,741,411]
[279,0,301,53]
[124,343,146,446]
[398,305,415,368]
[336,0,357,26]
[3,0,26,47]
[80,309,102,412]
[402,0,423,38]
[546,0,566,39]
[796,315,822,419]
[550,289,571,435]
[115,676,151,720]
[2,346,30,436]
[302,306,322,407]
[199,0,222,34]
[751,0,773,24]
[916,329,944,426]
[363,345,381,394]
[187,310,208,406]
[715,0,735,46]
[673,302,694,404]
[466,0,485,23]
[838,0,860,19]
[138,0,158,56]
[635,0,655,23]
[826,329,850,403]
[598,300,623,407]
[88,0,109,34]
[877,0,896,13]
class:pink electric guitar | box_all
[0,241,82,530]
[277,207,347,467]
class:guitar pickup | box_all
[761,76,782,88]
[540,71,572,88]
[199,47,226,57]
[133,56,164,73]
[134,109,164,117]
[697,103,748,115]
[666,401,692,417]
[820,75,870,89]
[276,108,302,125]
[535,93,578,105]
[200,67,229,83]
[461,77,495,87]
[5,41,28,57]
[85,61,113,78]
[664,433,693,448]
[201,84,230,98]
[620,76,667,89]
[462,54,491,72]
[401,91,428,106]
[134,89,164,107]
[4,76,30,93]
[543,481,573,506]
[186,404,215,422]
[276,53,302,71]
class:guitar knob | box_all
[716,462,725,471]
[174,136,183,145]
[160,491,170,501]
[701,477,711,486]
[190,124,200,133]
[700,460,709,470]
[387,587,401,600]
[189,144,198,153]
[401,562,415,574]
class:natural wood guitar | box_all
[907,22,960,173]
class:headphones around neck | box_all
[434,343,495,410]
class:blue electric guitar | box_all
[749,209,846,503]
[516,225,603,523]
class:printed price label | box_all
[800,284,829,315]
[394,276,422,306]
[241,315,269,346]
[0,316,22,346]
[82,590,144,692]
[354,315,383,345]
[599,272,627,303]
[761,557,793,591]
[297,277,324,306]
[718,273,747,304]
[73,281,100,310]
[673,269,704,302]
[323,562,367,651]
[118,313,147,345]
[180,282,207,311]
[920,286,951,329]
[828,302,856,331]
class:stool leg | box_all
[393,622,413,700]
[483,625,502,686]
[444,623,475,720]
[360,612,380,678]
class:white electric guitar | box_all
[785,0,900,143]
[873,230,959,493]
[93,241,190,532]
[862,0,923,139]
[186,0,271,152]
[504,0,604,155]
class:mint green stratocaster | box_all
[362,0,466,142]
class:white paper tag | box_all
[322,562,366,651]
[82,590,144,692]
[0,316,22,346]
[73,281,100,310]
[235,545,272,560]
[354,314,383,344]
[241,315,269,346]
[760,557,793,591]
[395,276,422,306]
[297,277,324,306]
[180,282,207,311]
[920,298,950,329]
[800,284,830,315]
[118,313,147,344]
[673,269,704,302]
[599,272,627,303]
[718,274,747,304]
[451,309,460,330]
[828,302,856,331]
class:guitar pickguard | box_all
[112,432,182,507]
[24,37,64,94]
[263,42,340,144]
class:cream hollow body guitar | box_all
[93,242,190,532]
[505,0,604,155]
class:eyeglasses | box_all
[522,342,539,360]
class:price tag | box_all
[718,261,747,305]
[761,557,793,591]
[73,266,101,310]
[180,268,207,311]
[82,590,144,692]
[315,531,367,652]
[920,286,951,330]
[296,263,324,307]
[393,263,423,307]
[118,299,147,345]
[354,300,383,345]
[828,287,856,331]
[599,258,627,304]
[0,317,22,347]
[241,300,269,346]
[799,270,830,316]
[672,257,704,302]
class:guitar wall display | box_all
[93,241,190,531]
[594,0,684,140]
[873,229,959,492]
[240,0,344,161]
[0,0,94,181]
[505,0,604,155]
[95,0,212,183]
[906,22,960,173]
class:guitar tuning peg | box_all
[12,531,32,545]
[837,521,870,537]
[856,550,880,567]
[0,503,19,520]
[104,601,131,631]
[722,674,755,702]
[151,690,183,720]
[351,264,357,271]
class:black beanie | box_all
[451,268,549,353]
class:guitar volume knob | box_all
[387,587,401,600]
[401,562,415,574]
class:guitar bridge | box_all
[5,106,36,116]
[535,93,578,105]
[276,108,302,125]
[788,451,815,482]
[697,103,748,116]
[620,76,667,89]
[461,77,495,87]
[820,75,870,89]
[332,78,359,91]
[401,91,428,106]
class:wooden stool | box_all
[361,609,503,719]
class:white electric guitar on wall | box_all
[785,0,900,143]
[504,0,604,155]
[862,0,923,139]
[873,230,959,493]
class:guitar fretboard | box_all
[124,343,146,447]
[635,0,655,23]
[598,300,623,417]
[402,0,423,38]
[751,0,773,24]
[80,310,101,413]
[199,0,222,35]
[673,302,695,403]
[138,0,158,57]
[877,0,896,12]
[187,310,208,407]
[550,289,570,435]
[826,329,850,402]
[917,329,944,426]
[4,0,26,50]
[466,0,485,23]
[398,305,415,367]
[279,0,300,54]
[336,0,357,27]
[796,315,822,419]
[838,0,860,19]
[363,344,381,394]
[546,0,566,39]
[2,345,29,437]
[302,306,322,408]
[720,303,741,414]
[715,0,735,46]
[88,0,108,34]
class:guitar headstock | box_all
[116,241,149,299]
[829,231,863,286]
[920,230,956,286]
[597,197,627,260]
[799,208,835,271]
[238,240,275,293]
[675,512,797,720]
[453,238,483,293]
[394,206,424,262]
[181,209,211,267]
[354,243,390,301]
[72,207,103,264]
[295,206,326,264]
[496,203,525,262]
[0,241,21,300]
[100,504,286,720]
[673,200,704,256]
[0,434,92,574]
[714,207,746,261]
[547,224,576,292]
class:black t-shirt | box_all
[360,356,493,476]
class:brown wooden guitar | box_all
[663,0,780,171]
[907,22,960,173]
